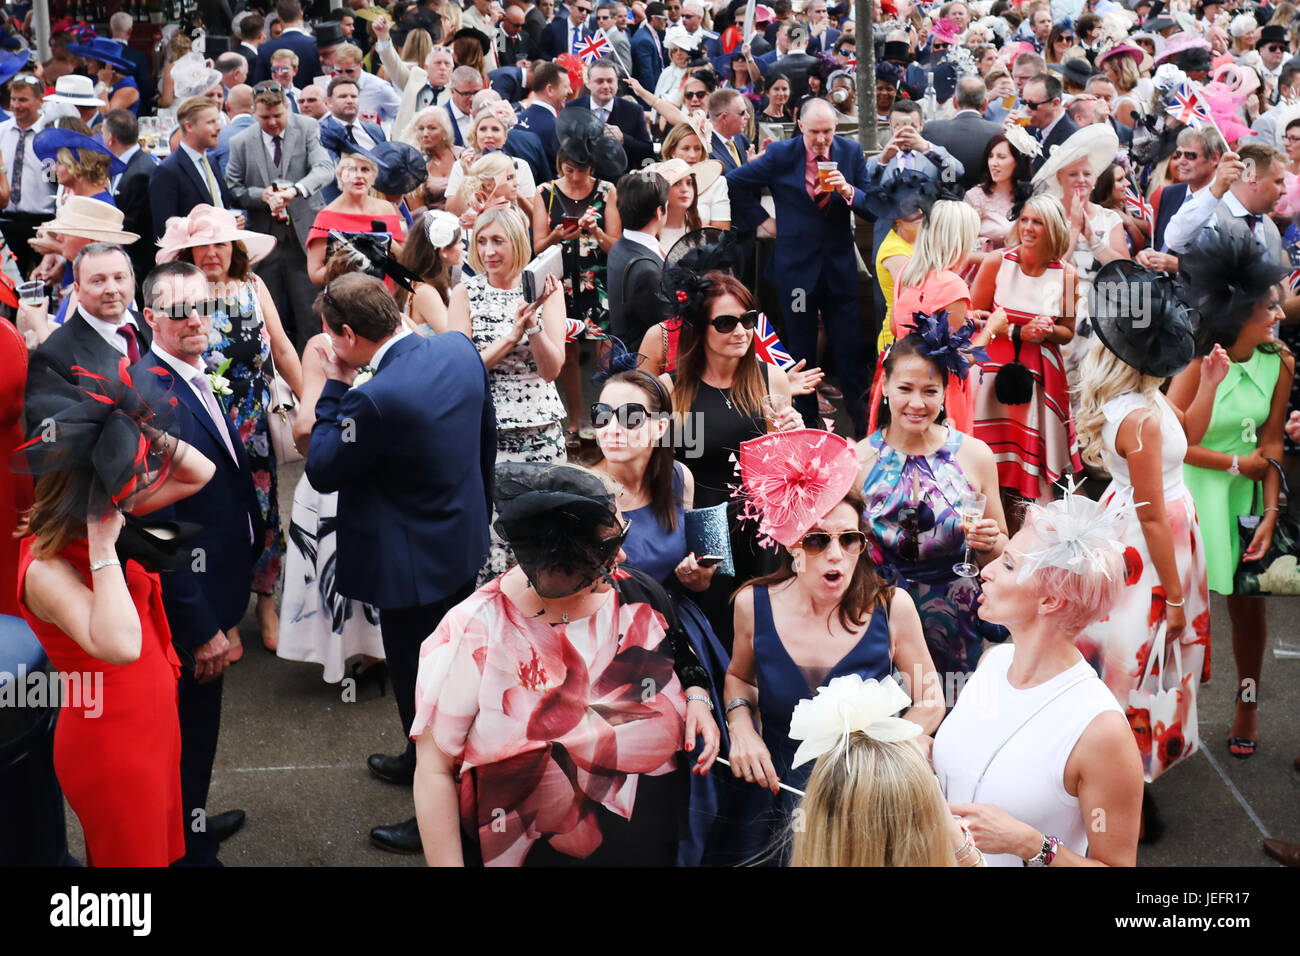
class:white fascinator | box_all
[789,674,922,770]
[1015,480,1137,583]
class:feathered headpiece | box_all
[1016,478,1136,583]
[661,264,717,330]
[1002,123,1041,160]
[737,429,860,548]
[1176,229,1285,356]
[903,310,988,381]
[592,336,648,386]
[789,674,922,770]
[859,169,962,223]
[555,107,628,182]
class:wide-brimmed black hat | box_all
[555,107,628,181]
[859,168,962,222]
[1180,47,1213,72]
[1176,229,1286,356]
[1089,260,1195,378]
[452,27,491,54]
[1055,56,1094,89]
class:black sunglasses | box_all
[1173,149,1201,160]
[799,530,867,555]
[1022,98,1051,110]
[683,89,708,99]
[710,310,759,333]
[591,401,650,430]
[1266,44,1286,53]
[157,298,224,319]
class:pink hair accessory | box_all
[930,17,961,45]
[155,204,276,265]
[487,100,518,129]
[736,428,860,548]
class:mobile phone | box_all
[562,214,581,228]
[697,555,726,568]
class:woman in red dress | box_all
[15,364,215,866]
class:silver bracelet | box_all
[725,697,752,715]
[89,558,122,573]
[1165,598,1184,608]
[685,694,713,710]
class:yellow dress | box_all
[874,229,914,353]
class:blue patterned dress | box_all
[861,427,996,677]
[204,282,285,595]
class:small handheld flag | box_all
[753,313,795,369]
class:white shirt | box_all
[356,71,403,124]
[590,96,615,125]
[334,115,378,150]
[1164,186,1260,254]
[80,306,141,355]
[449,99,473,144]
[260,129,288,172]
[109,144,141,193]
[367,326,411,372]
[622,228,662,257]
[0,117,55,215]
[179,141,225,208]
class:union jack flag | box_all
[841,56,857,72]
[1165,82,1212,129]
[573,30,609,65]
[1288,268,1300,296]
[1124,184,1154,230]
[753,313,795,369]
[564,317,607,341]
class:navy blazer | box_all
[567,95,653,167]
[1034,113,1080,173]
[541,17,592,60]
[518,103,560,176]
[148,147,235,242]
[254,31,320,88]
[630,23,664,94]
[710,130,750,174]
[135,352,261,650]
[1153,182,1189,253]
[725,134,872,296]
[504,126,550,190]
[305,332,497,609]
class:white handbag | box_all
[265,355,303,465]
[1126,624,1198,783]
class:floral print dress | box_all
[539,179,614,333]
[204,281,285,595]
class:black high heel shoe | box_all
[348,659,388,697]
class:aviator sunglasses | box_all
[799,530,868,555]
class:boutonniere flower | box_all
[207,357,233,396]
[352,366,376,387]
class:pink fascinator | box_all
[486,99,518,129]
[930,17,961,45]
[737,429,860,548]
[1197,83,1256,146]
[155,205,277,265]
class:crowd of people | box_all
[2,0,1299,869]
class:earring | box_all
[882,396,889,406]
[792,555,804,575]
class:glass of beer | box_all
[18,280,45,307]
[762,393,791,432]
[817,160,838,192]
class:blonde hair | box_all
[332,43,364,66]
[468,205,531,274]
[271,48,299,68]
[1019,505,1127,633]
[1105,53,1140,93]
[459,151,515,207]
[1073,336,1166,470]
[466,108,509,151]
[335,152,378,191]
[401,28,434,65]
[1007,194,1071,261]
[897,199,979,290]
[441,2,463,35]
[790,734,957,867]
[400,104,455,151]
[662,122,704,160]
[57,146,110,186]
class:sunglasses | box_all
[1172,149,1201,160]
[1266,45,1286,53]
[11,74,42,87]
[931,42,950,51]
[710,310,759,333]
[896,501,935,563]
[683,89,708,99]
[157,298,224,319]
[1022,98,1051,110]
[799,530,868,555]
[591,401,650,430]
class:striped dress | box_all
[972,250,1083,500]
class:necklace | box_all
[703,380,733,410]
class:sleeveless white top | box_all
[933,643,1123,866]
[1099,392,1188,500]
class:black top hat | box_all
[1257,24,1288,49]
[882,40,911,63]
[315,21,345,49]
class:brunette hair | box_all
[671,271,767,421]
[19,471,86,560]
[874,333,949,429]
[976,132,1032,196]
[396,209,452,309]
[743,488,892,632]
[601,370,680,532]
[177,239,252,280]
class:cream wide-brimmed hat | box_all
[35,195,140,244]
[645,157,723,196]
[154,204,275,264]
[1031,123,1121,199]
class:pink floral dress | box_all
[411,576,688,866]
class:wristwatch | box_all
[524,314,544,338]
[1228,454,1241,476]
[1023,834,1060,867]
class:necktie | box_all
[199,154,222,206]
[272,135,283,168]
[1245,214,1261,235]
[726,139,742,167]
[11,127,27,207]
[345,123,358,144]
[596,106,608,125]
[419,84,441,108]
[116,325,140,363]
[192,373,238,462]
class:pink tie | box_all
[192,373,239,462]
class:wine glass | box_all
[953,490,987,578]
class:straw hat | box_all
[36,196,140,244]
[154,204,275,264]
[645,157,723,196]
[1031,123,1121,199]
[42,73,104,107]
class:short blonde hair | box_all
[1007,193,1071,261]
[333,42,363,66]
[176,94,219,128]
[335,152,379,190]
[271,48,299,68]
[468,205,531,275]
[57,146,111,185]
[1017,508,1126,633]
[399,104,454,150]
[460,152,515,208]
[898,199,979,289]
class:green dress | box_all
[1183,347,1282,595]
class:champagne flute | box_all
[953,490,987,578]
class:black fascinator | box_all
[665,227,746,276]
[1090,260,1195,377]
[661,265,717,331]
[554,108,628,182]
[860,168,962,223]
[1176,230,1286,356]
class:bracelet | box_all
[725,697,753,715]
[1165,598,1184,608]
[89,558,122,573]
[685,694,713,710]
[1264,506,1279,513]
[953,822,985,867]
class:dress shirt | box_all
[80,306,142,354]
[261,129,286,174]
[0,118,55,214]
[1037,111,1066,144]
[367,327,410,373]
[449,99,473,144]
[179,141,226,208]
[336,116,378,149]
[150,344,240,465]
[590,96,615,126]
[1164,187,1260,253]
[109,144,142,193]
[623,228,663,257]
[356,70,403,123]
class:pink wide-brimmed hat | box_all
[1098,42,1153,74]
[738,429,861,548]
[155,205,276,265]
[930,17,962,46]
[1153,31,1211,65]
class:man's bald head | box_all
[227,83,254,114]
[800,97,838,125]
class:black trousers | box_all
[259,236,320,354]
[0,211,49,278]
[379,579,477,763]
[176,672,224,866]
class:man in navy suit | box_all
[566,59,652,167]
[473,88,552,187]
[254,0,320,87]
[137,261,261,865]
[319,76,387,202]
[518,61,573,175]
[103,111,158,294]
[1023,73,1079,173]
[726,99,876,437]
[306,273,496,856]
[707,89,752,175]
[631,2,668,94]
[542,0,595,59]
[149,98,234,243]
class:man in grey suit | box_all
[922,77,1002,191]
[225,85,335,352]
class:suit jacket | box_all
[135,352,260,649]
[567,95,652,167]
[1109,116,1134,148]
[922,111,1002,191]
[254,29,320,88]
[518,102,560,174]
[757,49,817,101]
[1034,113,1080,172]
[148,146,235,242]
[504,126,550,189]
[377,38,449,141]
[630,22,665,93]
[607,236,668,345]
[523,5,548,48]
[1152,182,1189,253]
[497,28,533,66]
[23,310,151,434]
[726,134,873,295]
[541,17,593,60]
[305,332,496,608]
[710,130,750,174]
[212,113,257,180]
[224,114,336,249]
[113,148,157,290]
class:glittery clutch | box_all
[685,503,734,577]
